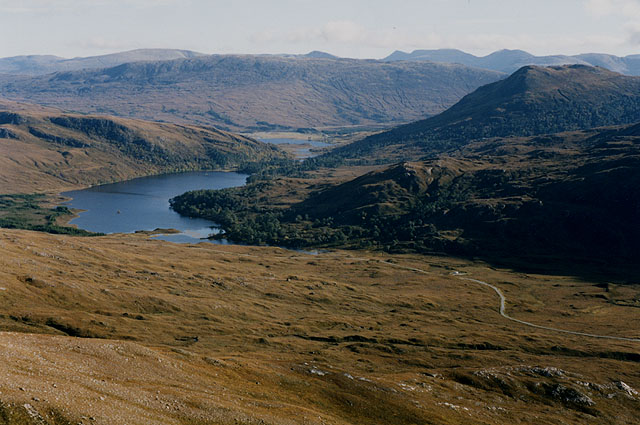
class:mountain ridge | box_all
[0,55,504,132]
[0,48,205,75]
[0,99,285,193]
[319,64,640,164]
[384,48,640,76]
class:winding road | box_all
[196,247,640,343]
[457,275,640,343]
[379,260,640,343]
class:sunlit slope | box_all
[0,229,637,424]
[0,100,285,193]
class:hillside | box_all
[0,100,285,193]
[0,48,205,75]
[320,65,640,164]
[171,122,640,270]
[0,55,504,132]
[385,48,640,76]
[0,229,638,424]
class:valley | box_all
[0,40,638,425]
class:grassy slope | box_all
[0,56,504,132]
[0,100,287,194]
[0,229,638,424]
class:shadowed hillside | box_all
[171,123,640,274]
[320,65,640,164]
[0,55,504,132]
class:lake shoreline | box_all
[60,171,248,243]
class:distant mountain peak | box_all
[304,51,338,59]
[490,48,532,55]
[383,48,640,76]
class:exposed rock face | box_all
[548,384,595,407]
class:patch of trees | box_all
[0,194,102,236]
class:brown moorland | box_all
[0,229,638,424]
[0,89,637,423]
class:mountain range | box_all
[384,48,640,76]
[0,48,205,75]
[3,48,640,77]
[0,55,503,132]
[320,65,640,164]
[171,61,640,267]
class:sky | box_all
[1,0,639,59]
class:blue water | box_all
[62,171,247,243]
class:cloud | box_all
[249,18,630,57]
[586,0,640,16]
[0,0,182,13]
[585,0,640,46]
[251,20,444,52]
[69,37,134,52]
[321,21,368,44]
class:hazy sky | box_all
[1,0,639,58]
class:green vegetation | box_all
[170,186,354,247]
[0,194,102,236]
[169,164,469,252]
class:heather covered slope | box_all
[0,55,504,131]
[302,129,640,263]
[320,65,640,164]
[0,100,285,193]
